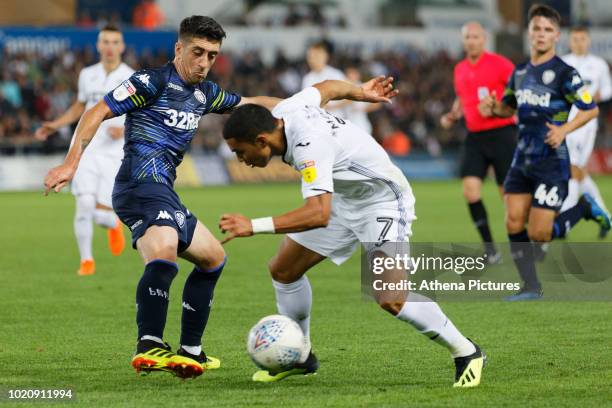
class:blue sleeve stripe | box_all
[103,94,123,116]
[104,93,140,116]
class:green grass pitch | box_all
[1,179,611,407]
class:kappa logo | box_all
[182,301,196,312]
[136,73,150,86]
[194,89,206,104]
[175,211,186,228]
[156,210,172,221]
[168,82,183,91]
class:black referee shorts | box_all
[459,125,517,185]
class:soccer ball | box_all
[247,314,308,373]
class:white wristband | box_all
[251,217,275,234]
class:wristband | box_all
[251,217,275,234]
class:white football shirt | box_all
[76,62,135,157]
[272,87,415,210]
[562,53,612,126]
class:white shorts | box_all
[71,153,122,208]
[288,196,416,265]
[566,122,597,168]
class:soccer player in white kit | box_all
[561,26,612,238]
[35,25,134,275]
[302,41,349,119]
[219,77,485,387]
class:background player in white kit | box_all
[35,25,134,275]
[302,41,349,119]
[219,78,485,387]
[561,26,612,238]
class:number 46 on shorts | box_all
[534,183,560,207]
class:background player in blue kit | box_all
[44,15,281,378]
[479,4,610,301]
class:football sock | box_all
[582,176,609,213]
[468,200,496,254]
[93,208,118,228]
[180,259,225,348]
[508,230,541,291]
[396,292,476,358]
[140,335,164,344]
[273,276,312,358]
[180,344,201,356]
[74,194,95,261]
[560,179,580,212]
[553,198,590,239]
[136,259,178,340]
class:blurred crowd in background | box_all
[1,41,612,157]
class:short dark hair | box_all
[100,23,121,33]
[179,15,226,42]
[223,104,277,142]
[527,3,562,27]
[569,25,589,34]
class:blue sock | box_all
[180,258,225,347]
[508,230,541,292]
[136,259,178,340]
[552,199,589,239]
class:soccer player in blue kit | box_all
[479,4,610,300]
[44,16,282,378]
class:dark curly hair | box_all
[527,3,561,27]
[223,104,277,142]
[179,15,226,42]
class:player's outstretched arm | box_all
[219,193,332,244]
[314,76,398,107]
[44,100,115,195]
[545,106,600,148]
[239,96,284,111]
[34,100,86,141]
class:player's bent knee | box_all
[268,258,300,284]
[139,238,178,262]
[463,188,481,203]
[505,218,524,233]
[378,300,404,315]
[152,242,179,259]
[207,248,226,269]
[206,243,226,269]
[528,229,551,242]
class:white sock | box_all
[273,276,312,360]
[140,335,164,344]
[581,176,609,213]
[74,194,95,261]
[94,208,118,229]
[180,344,201,356]
[561,178,580,212]
[396,292,476,358]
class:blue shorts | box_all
[503,159,569,211]
[112,181,198,252]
